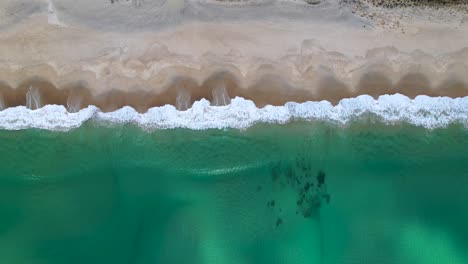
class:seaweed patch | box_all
[268,157,331,228]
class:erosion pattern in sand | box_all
[0,0,467,111]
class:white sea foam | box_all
[0,94,466,131]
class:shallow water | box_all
[0,121,467,264]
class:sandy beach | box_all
[0,0,467,111]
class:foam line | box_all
[0,94,466,131]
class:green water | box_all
[0,121,467,264]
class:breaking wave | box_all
[0,94,466,131]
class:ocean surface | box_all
[0,95,467,264]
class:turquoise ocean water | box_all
[0,121,467,264]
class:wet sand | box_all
[0,0,467,111]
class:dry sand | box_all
[0,0,467,110]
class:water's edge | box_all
[0,94,466,131]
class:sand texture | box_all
[0,0,467,110]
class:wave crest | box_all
[0,94,466,131]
